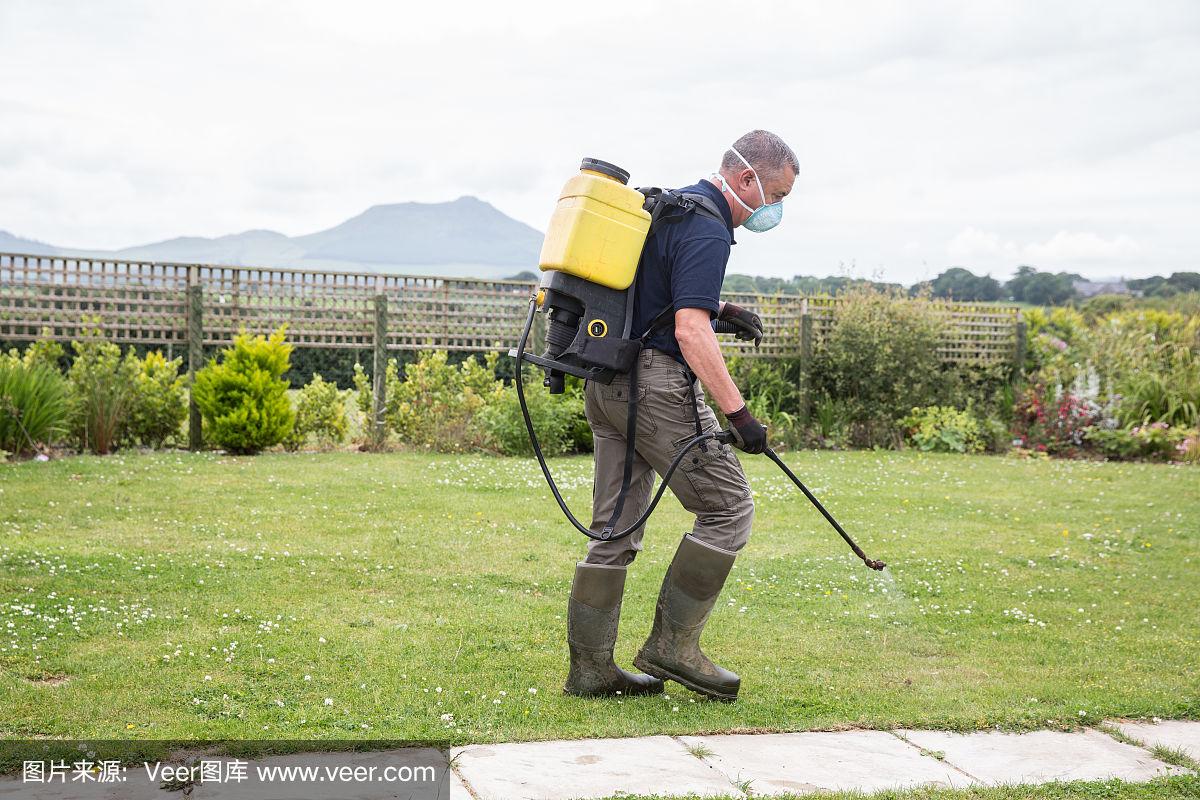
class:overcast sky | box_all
[2,0,1197,284]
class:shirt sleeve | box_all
[669,234,730,316]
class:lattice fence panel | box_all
[1,253,1021,364]
[385,276,532,352]
[1,254,189,346]
[197,265,380,348]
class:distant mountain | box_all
[2,197,544,279]
[111,229,304,264]
[0,230,57,255]
[293,197,540,267]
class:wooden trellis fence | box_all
[0,252,1025,447]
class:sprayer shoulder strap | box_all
[639,187,726,236]
[635,188,728,342]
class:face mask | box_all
[713,145,783,232]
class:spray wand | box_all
[715,430,886,571]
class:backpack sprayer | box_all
[509,158,885,571]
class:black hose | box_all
[514,296,887,570]
[514,298,724,542]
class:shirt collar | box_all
[691,178,736,245]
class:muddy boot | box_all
[563,562,664,697]
[633,534,741,701]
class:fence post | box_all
[371,293,388,449]
[187,276,203,451]
[1012,314,1027,383]
[798,298,813,423]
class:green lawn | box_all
[0,449,1197,746]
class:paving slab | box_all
[679,731,974,796]
[899,728,1187,785]
[1112,720,1200,763]
[450,767,473,798]
[451,735,736,800]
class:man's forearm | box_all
[675,311,744,415]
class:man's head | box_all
[710,129,799,230]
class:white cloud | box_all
[946,228,1016,261]
[943,227,1144,275]
[1023,231,1141,264]
[0,0,1197,284]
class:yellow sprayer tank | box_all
[538,158,652,291]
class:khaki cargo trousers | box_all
[582,348,755,566]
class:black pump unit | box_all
[522,270,641,394]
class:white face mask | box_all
[713,145,784,232]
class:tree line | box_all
[719,267,1200,305]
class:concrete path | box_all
[1115,719,1200,763]
[0,721,1192,799]
[451,721,1195,799]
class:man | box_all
[564,130,799,702]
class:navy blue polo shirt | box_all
[630,179,736,365]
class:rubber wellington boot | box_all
[563,562,664,697]
[633,534,741,701]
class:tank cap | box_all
[580,158,630,185]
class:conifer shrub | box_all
[192,327,295,454]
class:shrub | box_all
[286,374,349,450]
[67,332,139,454]
[725,355,806,449]
[810,286,947,446]
[386,351,501,452]
[811,394,851,449]
[22,334,66,372]
[192,327,295,454]
[476,369,584,456]
[1023,306,1092,392]
[978,415,1013,454]
[351,359,403,441]
[1112,345,1199,429]
[935,363,1015,424]
[1177,431,1200,463]
[1079,294,1133,320]
[1011,386,1099,456]
[126,351,187,448]
[1089,310,1199,413]
[1087,423,1193,462]
[0,361,69,456]
[902,405,984,454]
[352,362,375,417]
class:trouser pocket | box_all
[680,446,739,513]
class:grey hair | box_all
[720,129,799,179]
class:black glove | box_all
[719,302,763,347]
[725,405,768,454]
